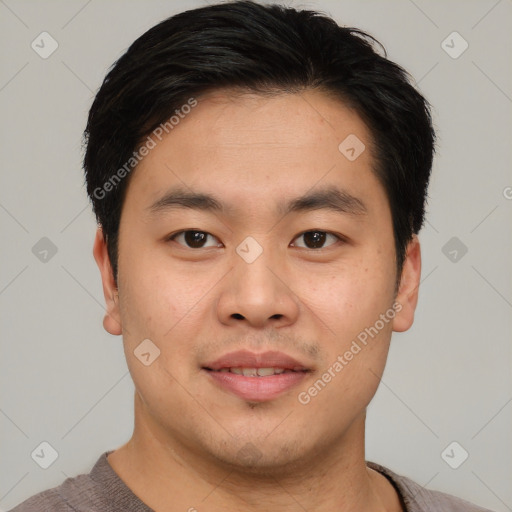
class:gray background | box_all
[1,0,511,510]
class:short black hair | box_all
[83,0,435,285]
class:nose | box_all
[216,247,300,329]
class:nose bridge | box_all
[234,238,283,301]
[216,237,299,327]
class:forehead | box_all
[169,88,370,155]
[124,89,385,216]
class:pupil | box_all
[185,231,206,248]
[304,231,325,248]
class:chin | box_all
[203,436,314,477]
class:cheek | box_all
[296,271,395,430]
[118,244,203,334]
[117,246,226,380]
[117,257,209,402]
[295,255,395,334]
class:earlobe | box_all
[392,235,421,333]
[92,227,123,336]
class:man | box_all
[10,1,494,511]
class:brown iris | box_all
[302,231,327,249]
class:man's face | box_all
[96,89,419,472]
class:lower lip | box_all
[204,370,308,402]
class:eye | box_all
[169,230,221,249]
[291,230,341,249]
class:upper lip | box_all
[203,350,311,371]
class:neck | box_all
[107,393,401,512]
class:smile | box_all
[202,350,312,402]
[211,367,303,376]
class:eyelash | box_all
[167,230,345,250]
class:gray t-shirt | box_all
[9,451,494,511]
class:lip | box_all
[203,350,309,371]
[202,350,311,402]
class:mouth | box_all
[207,367,304,376]
[202,350,312,402]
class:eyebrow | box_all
[281,186,367,217]
[146,185,367,217]
[148,187,223,214]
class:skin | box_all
[94,88,421,512]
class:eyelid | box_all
[168,230,223,248]
[290,230,345,249]
[166,229,346,250]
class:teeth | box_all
[257,367,275,376]
[217,367,292,376]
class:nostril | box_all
[230,313,283,320]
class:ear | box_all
[392,235,421,333]
[93,227,123,336]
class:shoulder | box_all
[8,474,95,512]
[8,454,110,512]
[367,461,495,512]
